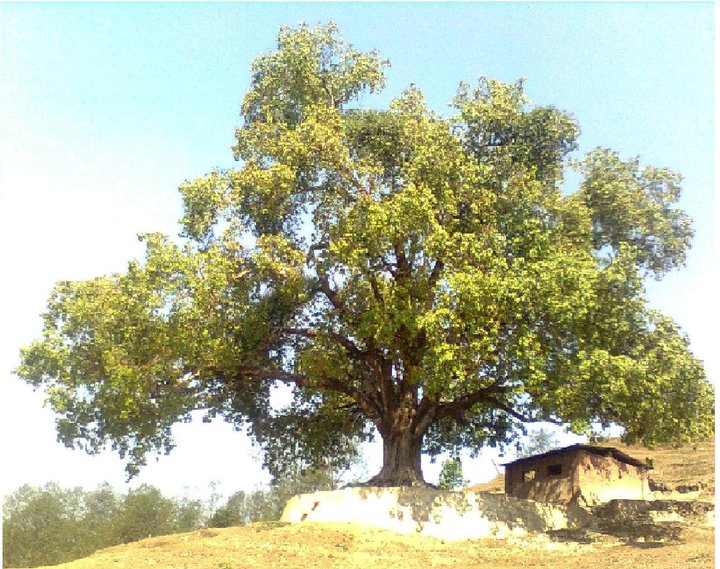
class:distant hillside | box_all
[465,474,505,493]
[607,438,714,495]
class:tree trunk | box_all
[366,428,426,487]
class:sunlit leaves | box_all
[179,172,231,243]
[240,22,387,128]
[17,23,713,480]
[576,148,693,277]
[453,77,579,183]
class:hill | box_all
[19,519,712,569]
[619,438,714,496]
[13,439,714,569]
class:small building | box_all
[503,444,652,506]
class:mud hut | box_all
[503,444,652,506]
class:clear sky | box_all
[0,2,715,502]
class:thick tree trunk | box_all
[366,428,426,487]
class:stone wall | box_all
[280,487,591,541]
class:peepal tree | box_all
[18,24,713,486]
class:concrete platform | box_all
[280,486,591,540]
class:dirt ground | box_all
[27,519,714,569]
[22,438,714,569]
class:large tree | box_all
[18,24,713,486]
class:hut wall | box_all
[575,452,651,505]
[505,450,580,503]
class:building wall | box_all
[505,450,581,503]
[575,452,651,506]
[505,450,651,505]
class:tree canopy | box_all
[17,23,713,486]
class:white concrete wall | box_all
[281,487,583,540]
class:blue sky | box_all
[1,3,714,500]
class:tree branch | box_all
[491,400,564,425]
[280,326,366,358]
[367,271,385,307]
[428,259,444,288]
[316,271,342,311]
[305,241,328,265]
[232,365,356,398]
[434,382,507,421]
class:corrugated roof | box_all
[501,443,651,470]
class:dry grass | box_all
[26,521,714,569]
[606,438,715,495]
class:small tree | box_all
[438,457,468,491]
[17,23,714,487]
[80,483,122,552]
[174,496,206,532]
[518,428,561,458]
[208,490,252,528]
[209,465,344,528]
[116,485,179,542]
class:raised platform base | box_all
[280,487,591,540]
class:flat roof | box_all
[501,443,651,470]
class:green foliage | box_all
[438,457,468,491]
[17,23,713,485]
[117,485,183,542]
[75,483,123,554]
[575,149,693,277]
[2,483,205,568]
[518,428,560,458]
[175,495,206,533]
[208,467,341,529]
[2,483,87,567]
[208,490,258,528]
[3,464,344,568]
